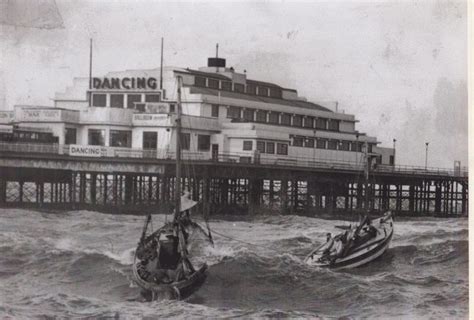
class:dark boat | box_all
[132,76,212,301]
[132,213,211,300]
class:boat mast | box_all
[364,140,370,215]
[174,76,183,222]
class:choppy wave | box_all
[0,209,468,319]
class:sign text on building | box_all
[92,77,158,90]
[21,109,61,122]
[69,145,102,157]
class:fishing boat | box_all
[305,141,394,270]
[132,76,213,301]
[305,211,393,269]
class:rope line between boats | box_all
[208,227,287,255]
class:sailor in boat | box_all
[317,233,334,260]
[351,217,378,247]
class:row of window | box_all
[217,105,340,131]
[242,138,373,154]
[91,93,161,110]
[66,127,370,154]
[291,136,374,152]
[179,133,211,151]
[195,76,283,99]
[66,128,212,151]
[243,140,289,155]
[87,129,132,147]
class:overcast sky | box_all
[0,0,468,168]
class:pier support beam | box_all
[248,178,262,215]
[281,179,288,213]
[203,176,210,216]
[461,182,468,215]
[434,183,442,214]
[408,185,415,213]
[90,174,97,205]
[0,179,6,204]
[124,175,133,205]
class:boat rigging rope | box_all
[207,227,289,255]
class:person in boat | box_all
[327,234,345,263]
[362,219,378,238]
[136,238,175,284]
[344,218,378,251]
[319,233,335,260]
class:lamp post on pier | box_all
[425,142,429,169]
[392,138,397,166]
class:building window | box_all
[257,86,269,97]
[243,140,253,151]
[304,117,314,128]
[246,83,257,95]
[227,106,241,119]
[266,142,275,154]
[234,83,245,93]
[328,119,340,131]
[293,115,303,127]
[221,81,232,91]
[110,94,124,108]
[305,138,315,148]
[269,87,282,98]
[92,94,106,107]
[256,141,265,153]
[211,104,219,117]
[340,140,350,151]
[195,76,206,87]
[269,112,279,124]
[368,143,373,153]
[180,133,190,150]
[127,94,141,109]
[256,110,267,123]
[169,104,176,113]
[316,139,326,149]
[198,134,210,151]
[143,132,157,149]
[208,78,219,89]
[277,143,288,155]
[327,140,338,150]
[293,136,304,147]
[243,109,255,121]
[389,155,394,165]
[145,94,160,103]
[315,118,327,130]
[88,129,105,146]
[135,103,146,112]
[350,142,358,152]
[110,130,131,147]
[281,113,291,125]
[65,128,76,145]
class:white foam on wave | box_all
[53,237,135,265]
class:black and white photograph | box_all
[0,0,469,318]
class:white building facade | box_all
[0,57,394,166]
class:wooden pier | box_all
[0,145,468,217]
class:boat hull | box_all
[132,262,208,301]
[305,212,394,270]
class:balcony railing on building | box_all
[0,141,467,178]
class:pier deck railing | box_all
[0,141,467,178]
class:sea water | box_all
[0,209,468,319]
